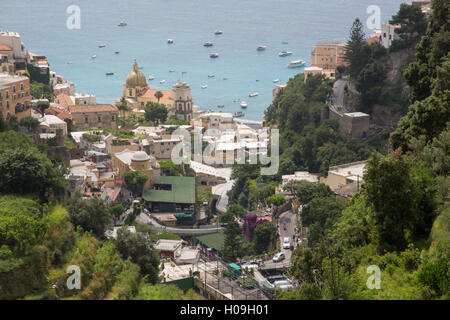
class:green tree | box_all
[115,228,160,283]
[144,102,168,124]
[123,171,148,197]
[0,113,8,132]
[223,221,244,262]
[253,222,277,254]
[154,91,163,103]
[66,194,113,237]
[345,18,370,79]
[355,62,387,113]
[108,204,124,221]
[267,194,285,207]
[36,101,50,116]
[390,3,426,47]
[296,181,332,205]
[19,116,40,132]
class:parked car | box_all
[283,237,291,249]
[273,279,293,290]
[273,252,285,262]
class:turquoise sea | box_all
[1,0,407,120]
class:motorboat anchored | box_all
[106,72,114,76]
[91,55,97,59]
[278,51,293,57]
[210,53,219,58]
[99,44,106,48]
[214,30,223,35]
[249,92,259,97]
[114,50,120,54]
[118,21,128,27]
[201,84,208,89]
[208,74,215,78]
[281,41,289,44]
[204,41,213,47]
[272,79,280,83]
[287,59,306,68]
[257,45,267,51]
[160,80,166,84]
[148,76,155,80]
[167,39,174,44]
[240,101,248,108]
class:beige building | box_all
[0,30,27,64]
[69,104,118,131]
[311,41,347,70]
[329,109,370,139]
[112,149,160,189]
[144,135,183,160]
[0,73,31,120]
[320,161,366,192]
[304,67,325,82]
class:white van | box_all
[282,237,291,249]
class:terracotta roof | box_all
[141,89,173,105]
[69,104,118,113]
[45,106,72,120]
[0,45,13,51]
[366,35,381,44]
[55,94,74,108]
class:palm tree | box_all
[118,97,129,117]
[154,91,163,103]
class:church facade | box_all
[116,61,193,122]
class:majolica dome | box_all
[126,61,147,88]
[131,151,150,162]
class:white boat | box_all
[114,50,120,54]
[288,59,306,68]
[160,80,166,84]
[210,53,219,58]
[208,74,215,78]
[214,30,223,35]
[99,44,106,48]
[240,101,248,108]
[272,79,280,83]
[148,76,155,80]
[278,51,293,57]
[169,69,175,72]
[91,55,97,59]
[249,92,259,97]
[167,39,174,44]
[257,45,267,51]
[67,61,73,64]
[118,21,128,27]
[204,41,213,47]
[201,84,208,89]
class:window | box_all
[13,94,16,101]
[7,101,10,108]
[6,91,9,99]
[21,92,24,98]
[85,116,89,123]
[20,83,24,90]
[112,115,115,121]
[12,86,16,93]
[98,116,101,122]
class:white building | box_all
[0,29,27,63]
[282,171,320,186]
[39,114,68,135]
[381,23,401,48]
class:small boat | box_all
[272,79,280,83]
[249,92,259,97]
[169,69,175,72]
[106,72,114,76]
[287,59,306,68]
[234,111,244,117]
[114,50,120,54]
[217,105,224,108]
[208,74,215,78]
[167,39,174,44]
[240,101,248,108]
[148,76,155,80]
[204,41,213,47]
[91,55,97,59]
[256,79,260,82]
[201,84,208,89]
[210,53,219,58]
[214,30,223,35]
[160,80,166,84]
[99,44,106,48]
[279,51,293,57]
[118,21,128,27]
[67,61,73,64]
[281,41,289,44]
[257,45,267,51]
[223,77,228,80]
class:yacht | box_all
[99,44,106,48]
[240,101,248,108]
[214,30,223,35]
[208,74,215,78]
[148,76,155,80]
[278,51,293,57]
[201,84,208,89]
[106,72,114,76]
[160,80,166,84]
[287,59,306,68]
[204,41,213,47]
[210,53,219,58]
[272,79,280,83]
[167,39,174,44]
[234,111,244,117]
[257,45,267,51]
[249,92,259,97]
[118,21,128,27]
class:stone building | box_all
[381,23,401,48]
[0,30,27,65]
[0,73,31,120]
[339,112,370,139]
[69,104,119,131]
[311,41,347,71]
[112,149,160,189]
[172,80,193,121]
